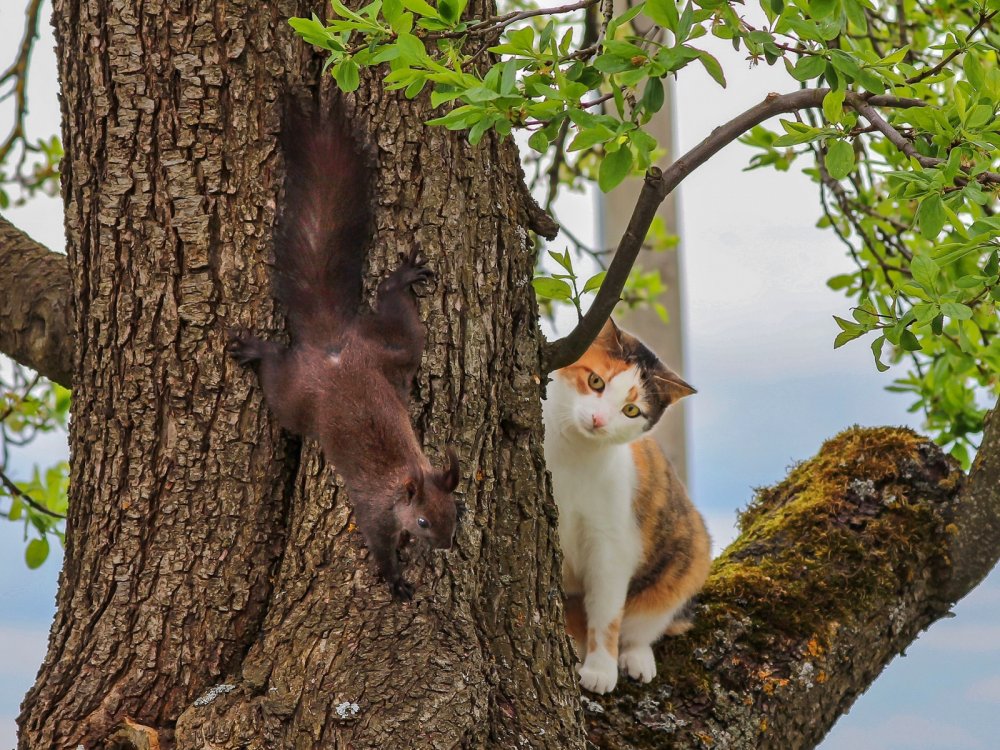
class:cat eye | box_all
[622,404,641,418]
[587,372,605,392]
[417,517,430,529]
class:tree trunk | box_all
[9,1,1000,749]
[17,1,583,748]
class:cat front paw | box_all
[577,652,618,694]
[619,646,657,683]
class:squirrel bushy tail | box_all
[274,107,371,345]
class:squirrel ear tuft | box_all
[435,447,460,493]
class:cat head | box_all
[394,448,461,549]
[546,319,695,445]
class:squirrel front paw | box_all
[394,248,434,289]
[227,331,265,366]
[390,577,415,601]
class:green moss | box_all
[706,426,959,646]
[588,427,964,746]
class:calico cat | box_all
[543,318,711,694]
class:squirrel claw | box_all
[393,251,434,289]
[390,578,415,601]
[227,331,261,366]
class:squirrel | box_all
[228,105,460,601]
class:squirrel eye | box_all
[417,517,430,529]
[587,372,605,392]
[622,404,641,418]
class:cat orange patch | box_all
[559,346,632,395]
[603,617,621,655]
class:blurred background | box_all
[1,3,997,748]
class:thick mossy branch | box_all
[587,426,967,750]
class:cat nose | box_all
[592,414,606,429]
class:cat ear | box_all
[434,447,460,493]
[654,365,697,403]
[595,317,623,353]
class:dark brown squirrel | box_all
[228,105,459,601]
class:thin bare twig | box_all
[0,0,44,173]
[905,9,997,85]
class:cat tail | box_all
[664,597,698,636]
[273,103,371,346]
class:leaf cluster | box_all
[0,363,70,567]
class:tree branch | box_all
[847,93,1000,185]
[0,214,74,386]
[588,422,1000,749]
[904,9,997,86]
[539,88,956,373]
[543,88,833,371]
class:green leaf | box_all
[583,272,607,293]
[598,145,633,192]
[569,124,616,151]
[910,254,939,288]
[824,139,855,179]
[696,50,726,87]
[641,77,665,114]
[790,55,826,82]
[25,537,49,569]
[333,58,361,92]
[527,130,549,152]
[899,329,922,351]
[834,328,865,348]
[871,336,889,372]
[401,0,440,17]
[645,0,679,30]
[941,302,973,321]
[917,194,946,239]
[609,1,647,33]
[964,53,986,91]
[548,249,573,273]
[827,273,854,291]
[811,0,839,20]
[822,89,845,123]
[532,277,573,300]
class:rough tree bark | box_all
[4,1,1000,749]
[16,0,582,748]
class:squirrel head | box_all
[395,448,460,550]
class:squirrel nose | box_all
[592,414,606,429]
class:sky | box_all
[1,2,998,749]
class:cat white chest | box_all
[543,436,643,585]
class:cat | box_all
[542,318,711,694]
